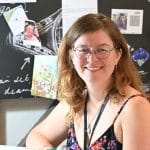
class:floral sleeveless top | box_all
[66,94,144,150]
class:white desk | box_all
[0,145,26,150]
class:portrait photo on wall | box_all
[112,13,127,30]
[23,20,41,47]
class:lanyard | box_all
[83,91,111,150]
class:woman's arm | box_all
[121,96,150,150]
[26,101,70,150]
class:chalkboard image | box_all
[6,8,62,55]
[0,1,62,99]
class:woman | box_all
[26,13,150,150]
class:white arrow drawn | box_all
[21,57,30,70]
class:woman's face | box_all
[70,29,121,86]
[25,25,34,38]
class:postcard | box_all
[31,55,58,99]
[3,5,28,35]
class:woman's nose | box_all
[86,50,99,61]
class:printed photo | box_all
[31,55,57,99]
[23,20,41,47]
[111,9,143,34]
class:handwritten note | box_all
[0,74,31,96]
[0,55,33,99]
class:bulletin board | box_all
[98,0,150,93]
[0,0,149,100]
[0,0,62,99]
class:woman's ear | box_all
[69,50,75,68]
[116,48,122,63]
[69,49,73,60]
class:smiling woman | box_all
[70,29,121,85]
[26,13,150,150]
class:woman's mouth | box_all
[84,66,104,71]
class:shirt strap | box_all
[113,93,145,124]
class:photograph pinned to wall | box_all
[3,5,41,48]
[5,6,62,56]
[3,5,28,35]
[111,9,143,34]
[23,20,41,48]
[31,55,57,99]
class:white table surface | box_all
[0,145,26,150]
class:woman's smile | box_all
[84,65,104,72]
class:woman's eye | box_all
[97,48,107,52]
[80,48,89,53]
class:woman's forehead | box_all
[73,29,113,47]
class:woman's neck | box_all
[86,78,112,104]
[87,86,109,103]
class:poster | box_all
[111,9,143,34]
[62,0,97,35]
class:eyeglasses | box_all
[73,44,114,59]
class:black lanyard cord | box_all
[83,91,111,150]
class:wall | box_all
[99,0,150,93]
[0,98,54,146]
[0,1,61,146]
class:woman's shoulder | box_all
[126,86,148,103]
[125,94,149,112]
[119,87,150,122]
[54,100,71,113]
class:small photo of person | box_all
[112,13,127,30]
[117,13,127,30]
[23,20,41,47]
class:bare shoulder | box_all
[53,100,70,110]
[120,94,150,119]
[119,91,150,149]
[122,86,150,115]
[46,101,70,120]
[124,94,149,113]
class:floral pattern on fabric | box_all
[66,123,122,150]
[66,123,81,150]
[66,94,145,150]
